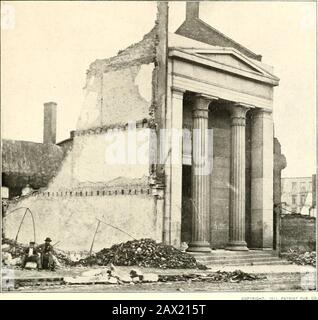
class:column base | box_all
[186,241,212,253]
[226,241,249,251]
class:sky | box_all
[1,1,316,177]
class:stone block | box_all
[81,268,108,277]
[132,276,141,283]
[142,273,159,282]
[112,271,132,283]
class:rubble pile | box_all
[53,250,75,266]
[76,239,207,269]
[2,238,26,259]
[2,238,74,267]
[159,270,265,283]
[282,248,316,267]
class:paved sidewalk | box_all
[3,263,316,281]
[206,264,316,274]
[3,264,316,292]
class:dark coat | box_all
[37,243,54,255]
[24,247,39,256]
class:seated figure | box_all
[21,241,41,269]
[37,237,57,271]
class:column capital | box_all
[192,93,218,119]
[229,104,250,126]
[252,108,273,119]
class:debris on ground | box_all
[75,238,207,269]
[159,270,266,283]
[2,238,74,267]
[64,265,158,285]
[2,238,26,260]
[2,251,21,266]
[63,267,263,286]
[281,248,316,267]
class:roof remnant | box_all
[175,2,262,61]
[2,139,65,189]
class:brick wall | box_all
[280,214,316,252]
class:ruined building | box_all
[4,3,286,252]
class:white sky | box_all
[1,1,316,177]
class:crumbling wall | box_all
[47,130,151,189]
[5,4,169,251]
[77,63,155,131]
[4,191,160,252]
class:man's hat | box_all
[44,237,52,242]
[29,241,35,245]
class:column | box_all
[227,104,249,251]
[164,87,184,247]
[251,109,274,249]
[187,94,212,252]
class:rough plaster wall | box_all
[76,74,103,130]
[4,194,158,252]
[4,19,167,251]
[101,64,154,126]
[77,63,154,131]
[46,130,151,189]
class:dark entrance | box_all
[181,164,192,244]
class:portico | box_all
[163,33,279,252]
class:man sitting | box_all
[37,237,56,271]
[21,241,41,270]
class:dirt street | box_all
[7,272,315,293]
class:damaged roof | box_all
[175,15,262,62]
[2,139,65,189]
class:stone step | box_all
[200,258,290,265]
[190,250,278,257]
[193,253,276,261]
[189,250,289,266]
[204,260,291,267]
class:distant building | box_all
[281,175,316,217]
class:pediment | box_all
[197,52,261,73]
[169,47,279,85]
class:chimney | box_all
[186,2,199,20]
[43,102,57,144]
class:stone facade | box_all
[4,3,284,253]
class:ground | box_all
[2,264,316,293]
